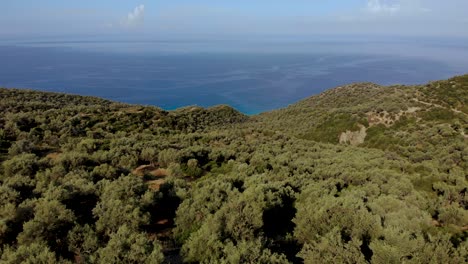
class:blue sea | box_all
[1,37,467,114]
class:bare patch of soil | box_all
[339,124,367,146]
[46,152,61,160]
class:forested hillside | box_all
[0,75,467,263]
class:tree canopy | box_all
[0,75,467,263]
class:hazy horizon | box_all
[2,1,468,38]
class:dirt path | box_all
[133,164,185,263]
[412,97,467,139]
[412,98,467,117]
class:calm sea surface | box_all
[1,39,467,114]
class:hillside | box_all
[0,76,467,263]
[257,75,467,142]
[256,75,467,163]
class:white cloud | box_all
[366,0,400,14]
[365,0,430,16]
[122,5,145,27]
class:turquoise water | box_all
[1,39,467,114]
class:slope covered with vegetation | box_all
[0,75,467,263]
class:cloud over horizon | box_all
[366,0,400,14]
[365,0,430,16]
[122,4,145,27]
[0,1,467,38]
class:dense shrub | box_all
[0,75,466,263]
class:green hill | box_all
[256,75,467,143]
[0,76,466,263]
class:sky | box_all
[1,0,468,39]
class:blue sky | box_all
[1,0,467,39]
